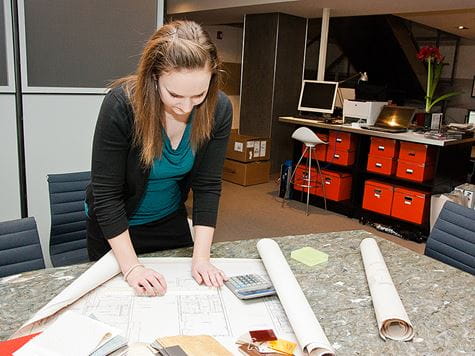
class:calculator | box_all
[225,274,276,300]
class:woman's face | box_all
[158,68,212,116]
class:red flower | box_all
[416,46,443,63]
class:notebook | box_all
[362,106,416,133]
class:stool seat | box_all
[291,127,327,146]
[283,126,328,215]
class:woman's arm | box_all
[108,230,167,296]
[190,92,233,287]
[191,225,227,287]
[191,92,233,226]
[91,88,166,296]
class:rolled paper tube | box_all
[360,238,415,341]
[257,238,335,356]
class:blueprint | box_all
[16,240,335,356]
[17,258,299,354]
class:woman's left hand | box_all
[192,257,228,287]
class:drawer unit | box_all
[329,131,357,151]
[369,137,399,158]
[398,142,436,164]
[293,164,319,194]
[367,155,397,176]
[302,133,328,162]
[362,180,394,216]
[396,160,435,182]
[315,169,352,201]
[326,149,356,166]
[391,187,430,224]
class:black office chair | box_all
[425,201,475,275]
[47,171,90,267]
[0,217,45,277]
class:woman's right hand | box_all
[125,266,167,297]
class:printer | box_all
[343,100,387,125]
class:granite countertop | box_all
[1,230,474,355]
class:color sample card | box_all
[267,339,297,354]
[249,329,277,342]
[291,247,328,266]
[238,344,283,356]
[163,345,188,356]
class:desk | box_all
[1,231,473,354]
[279,116,474,239]
[279,116,475,147]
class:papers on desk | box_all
[360,238,414,341]
[13,254,305,354]
[14,311,121,356]
[257,239,335,356]
[14,250,121,338]
[12,236,413,354]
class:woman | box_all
[85,20,232,297]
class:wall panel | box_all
[22,0,158,90]
[0,95,21,220]
[23,94,104,265]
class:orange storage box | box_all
[362,180,394,215]
[314,169,352,201]
[293,164,319,194]
[391,187,430,224]
[396,160,435,182]
[328,131,357,151]
[367,155,397,176]
[369,137,399,158]
[398,142,436,164]
[326,149,356,166]
[302,133,328,162]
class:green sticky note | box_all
[291,247,328,266]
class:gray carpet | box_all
[192,179,425,255]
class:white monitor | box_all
[298,80,339,114]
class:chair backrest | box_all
[425,201,475,275]
[0,217,45,277]
[47,171,90,267]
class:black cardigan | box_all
[86,87,232,239]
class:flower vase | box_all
[423,113,432,130]
[424,112,443,131]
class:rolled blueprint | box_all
[257,238,335,356]
[360,238,414,341]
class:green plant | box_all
[416,46,460,113]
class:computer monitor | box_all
[467,109,475,124]
[298,80,339,114]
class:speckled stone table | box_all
[1,230,474,355]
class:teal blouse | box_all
[129,120,195,226]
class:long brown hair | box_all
[114,20,222,167]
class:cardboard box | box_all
[430,193,465,231]
[222,159,270,186]
[226,133,271,163]
[454,183,475,209]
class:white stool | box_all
[285,127,327,215]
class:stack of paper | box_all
[14,311,122,356]
[156,335,232,356]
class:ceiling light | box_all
[458,26,468,30]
